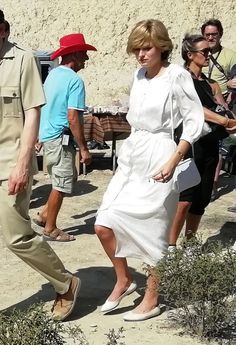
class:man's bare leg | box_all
[37,202,48,223]
[43,189,75,241]
[44,189,63,232]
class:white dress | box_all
[95,64,204,265]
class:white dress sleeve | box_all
[173,68,204,144]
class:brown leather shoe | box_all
[51,276,81,321]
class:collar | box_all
[211,45,222,56]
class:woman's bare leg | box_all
[95,225,133,301]
[132,270,158,313]
[168,201,192,245]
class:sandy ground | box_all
[0,148,236,345]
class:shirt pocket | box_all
[0,87,22,118]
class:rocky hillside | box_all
[2,0,236,105]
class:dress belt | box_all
[132,129,171,139]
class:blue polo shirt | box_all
[39,65,85,142]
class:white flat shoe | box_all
[101,281,137,313]
[123,305,161,321]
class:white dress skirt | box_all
[95,64,204,266]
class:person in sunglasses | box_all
[168,34,236,249]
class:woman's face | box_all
[188,41,210,68]
[133,43,162,69]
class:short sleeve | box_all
[68,77,85,111]
[173,69,204,144]
[20,52,46,110]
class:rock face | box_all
[1,0,236,105]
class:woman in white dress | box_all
[95,19,204,321]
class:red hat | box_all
[50,33,97,60]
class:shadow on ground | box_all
[1,266,146,321]
[204,221,236,248]
[63,213,97,235]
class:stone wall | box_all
[1,0,236,105]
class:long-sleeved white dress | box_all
[95,64,204,265]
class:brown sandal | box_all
[43,228,75,242]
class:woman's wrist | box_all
[171,149,185,166]
[175,149,184,160]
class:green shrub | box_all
[156,238,236,343]
[0,304,126,345]
[0,304,65,345]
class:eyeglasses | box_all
[204,32,219,38]
[191,48,210,57]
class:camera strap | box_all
[208,47,228,80]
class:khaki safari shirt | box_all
[0,41,45,180]
[202,47,236,95]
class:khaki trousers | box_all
[0,177,71,294]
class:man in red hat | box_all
[35,34,96,241]
[0,10,82,321]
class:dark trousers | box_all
[188,137,219,215]
[175,123,219,214]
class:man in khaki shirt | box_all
[0,9,80,321]
[201,18,236,98]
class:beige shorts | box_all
[43,137,76,194]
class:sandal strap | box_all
[48,228,62,238]
[43,228,74,241]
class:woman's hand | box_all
[226,124,236,134]
[152,142,190,183]
[226,119,236,130]
[152,160,177,183]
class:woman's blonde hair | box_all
[126,19,173,61]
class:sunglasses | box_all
[191,48,210,57]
